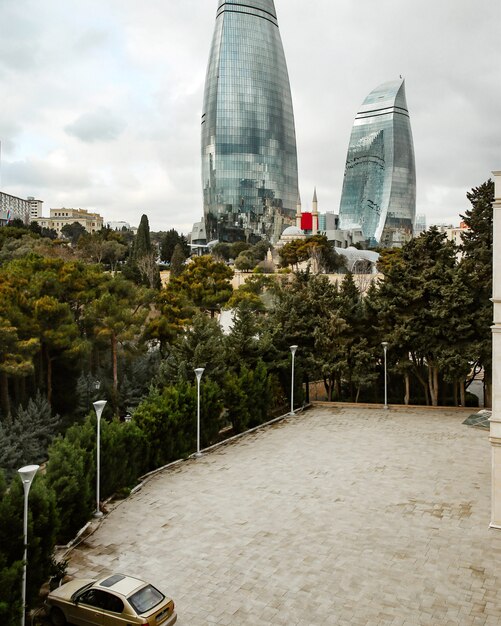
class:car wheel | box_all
[50,607,67,626]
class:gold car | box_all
[46,573,177,626]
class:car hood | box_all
[48,578,95,602]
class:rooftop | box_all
[67,405,501,625]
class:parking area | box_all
[66,405,501,625]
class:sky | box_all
[1,0,500,233]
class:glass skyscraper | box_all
[201,0,299,243]
[338,79,416,247]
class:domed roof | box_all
[281,226,303,237]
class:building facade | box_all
[37,208,103,236]
[338,79,416,247]
[201,0,299,244]
[0,191,43,225]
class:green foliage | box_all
[133,379,223,467]
[61,222,87,245]
[170,243,186,277]
[170,255,233,315]
[0,472,58,613]
[279,235,344,273]
[0,392,60,476]
[224,361,270,433]
[159,313,228,384]
[45,435,94,542]
[160,229,190,264]
[99,419,148,498]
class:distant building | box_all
[37,208,103,236]
[437,221,470,247]
[339,79,416,247]
[0,191,43,225]
[105,221,131,231]
[414,214,427,236]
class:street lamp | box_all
[93,400,107,517]
[382,342,389,410]
[18,464,39,626]
[194,368,205,457]
[290,345,298,415]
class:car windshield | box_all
[128,584,164,614]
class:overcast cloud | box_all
[1,0,500,232]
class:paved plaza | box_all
[67,405,501,625]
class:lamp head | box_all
[381,341,389,349]
[94,379,101,390]
[18,464,39,487]
[93,400,107,420]
[194,368,205,381]
[290,345,298,355]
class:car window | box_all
[79,589,103,608]
[128,584,164,614]
[101,592,124,613]
[79,589,123,613]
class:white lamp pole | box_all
[382,342,389,410]
[290,345,298,415]
[18,464,39,626]
[195,368,205,457]
[93,400,107,517]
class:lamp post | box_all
[194,368,205,457]
[93,399,107,517]
[382,341,389,410]
[18,464,39,626]
[290,345,298,415]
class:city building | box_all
[414,214,427,236]
[0,191,43,225]
[105,221,131,231]
[37,208,103,236]
[201,0,299,244]
[338,79,416,247]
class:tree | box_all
[459,179,494,406]
[171,255,233,317]
[160,229,190,263]
[376,228,464,406]
[170,243,186,277]
[0,393,60,475]
[234,249,256,272]
[61,222,87,245]
[0,316,38,417]
[87,275,152,405]
[124,214,161,289]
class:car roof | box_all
[96,574,145,597]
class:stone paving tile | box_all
[67,406,501,625]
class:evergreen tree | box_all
[170,243,186,277]
[459,179,494,405]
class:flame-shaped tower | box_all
[201,0,299,243]
[338,79,416,247]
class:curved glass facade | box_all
[338,79,416,247]
[201,0,299,243]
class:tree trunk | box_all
[404,373,410,405]
[453,380,458,407]
[355,386,361,403]
[428,365,439,407]
[304,374,310,404]
[0,371,10,418]
[459,379,466,407]
[484,381,492,408]
[111,332,118,395]
[45,345,53,406]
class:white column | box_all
[490,170,501,529]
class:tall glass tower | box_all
[201,0,299,243]
[338,79,416,247]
